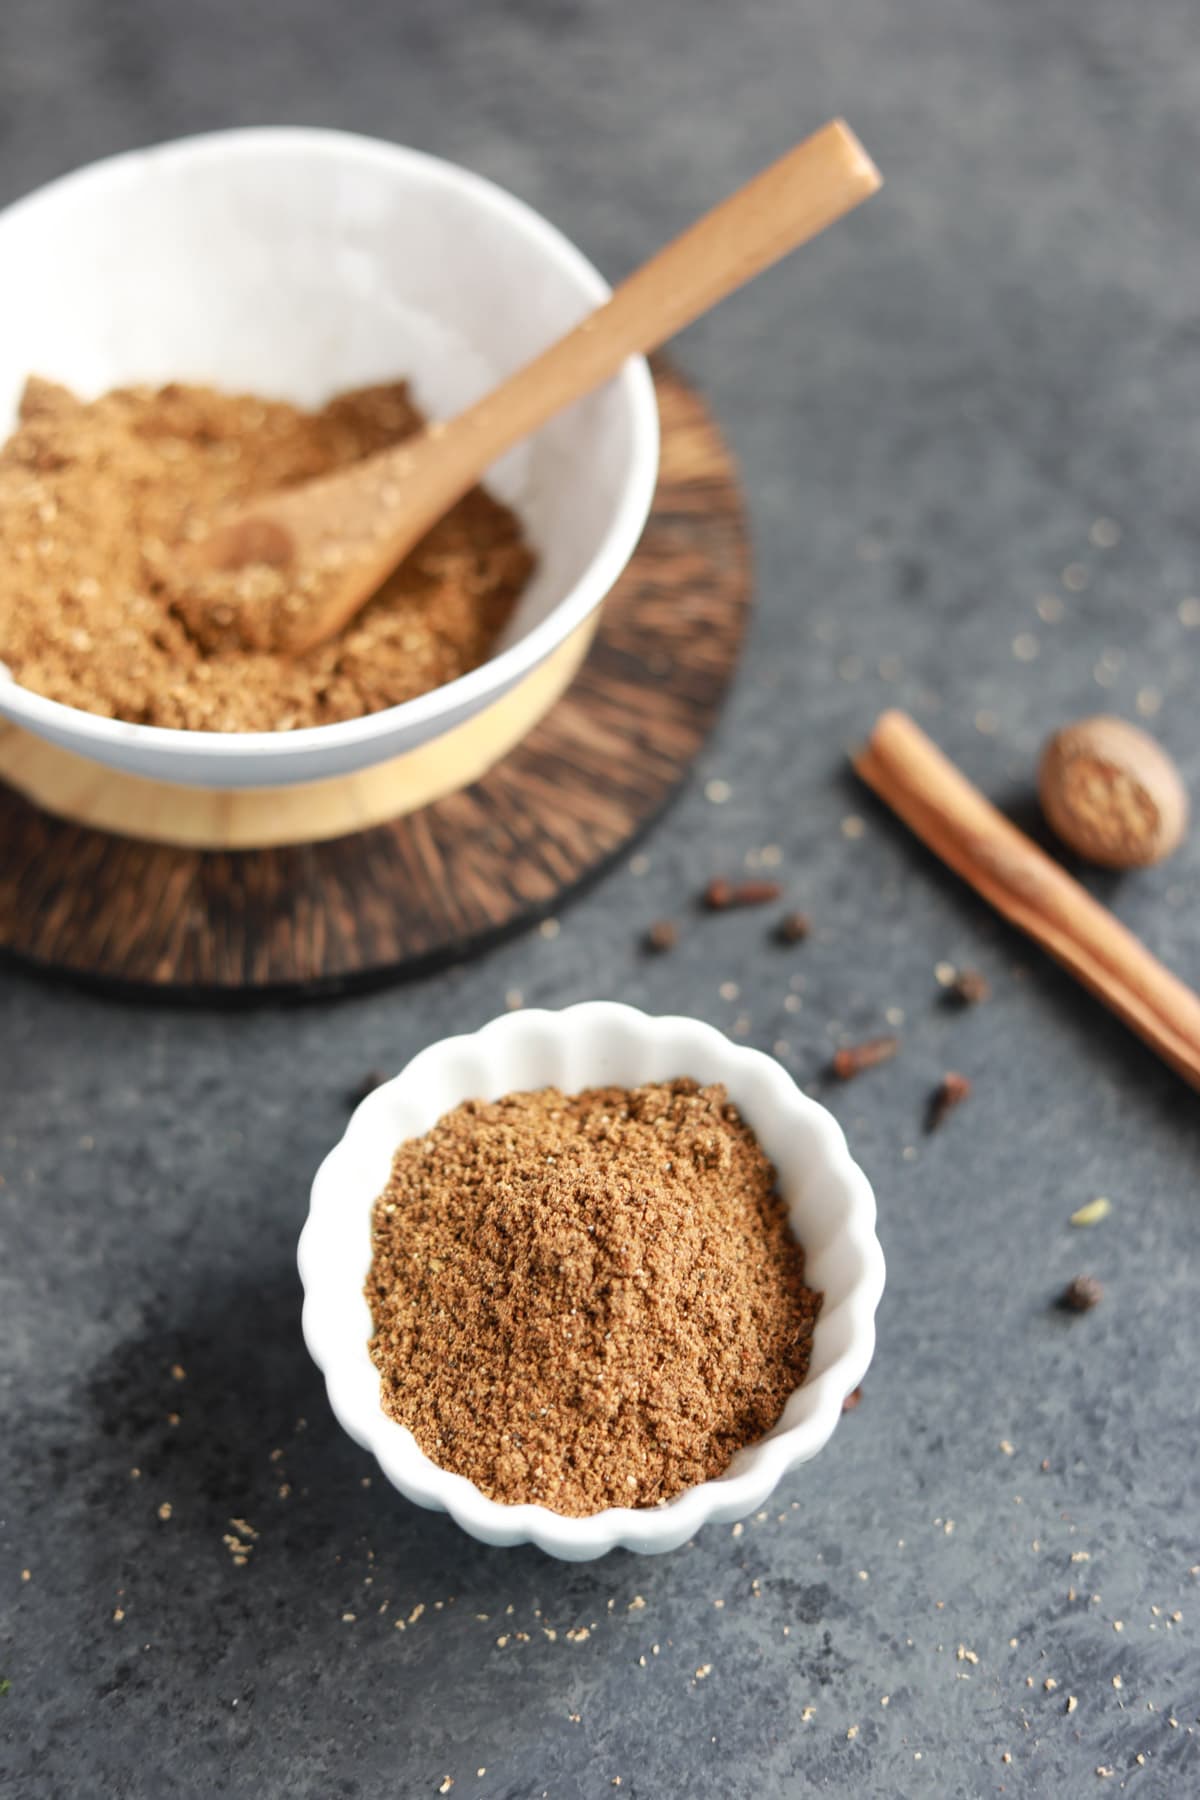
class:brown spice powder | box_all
[366,1079,821,1516]
[0,376,533,731]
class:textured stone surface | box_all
[2,2,1200,1794]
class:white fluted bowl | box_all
[299,1002,884,1559]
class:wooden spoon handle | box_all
[446,118,881,473]
[855,709,1200,1092]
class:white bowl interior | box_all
[0,130,657,785]
[299,1003,884,1558]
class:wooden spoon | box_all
[200,119,881,655]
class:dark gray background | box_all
[2,1,1199,1795]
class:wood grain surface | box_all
[0,363,750,995]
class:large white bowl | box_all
[299,1002,885,1560]
[0,129,659,787]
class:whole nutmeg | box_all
[1038,715,1188,868]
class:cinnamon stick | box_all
[854,709,1200,1093]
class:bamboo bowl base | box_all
[0,364,750,993]
[0,619,596,851]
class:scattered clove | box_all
[842,1386,864,1413]
[830,1036,899,1080]
[644,920,678,954]
[704,877,783,911]
[775,911,811,944]
[926,1071,971,1132]
[947,968,991,1006]
[1059,1275,1103,1313]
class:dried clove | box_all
[704,877,783,911]
[775,911,811,944]
[926,1071,971,1132]
[948,968,991,1006]
[830,1036,899,1080]
[1059,1275,1103,1313]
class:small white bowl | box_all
[0,128,658,787]
[299,1002,885,1560]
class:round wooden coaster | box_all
[0,364,750,994]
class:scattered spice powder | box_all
[0,376,532,731]
[366,1079,821,1515]
[1070,1197,1111,1228]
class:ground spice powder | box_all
[366,1079,821,1516]
[0,376,532,731]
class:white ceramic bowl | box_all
[299,1002,885,1560]
[0,128,658,787]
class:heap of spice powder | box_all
[0,375,533,731]
[366,1079,821,1516]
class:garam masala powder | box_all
[0,375,533,731]
[366,1079,821,1516]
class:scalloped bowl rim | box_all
[298,1001,885,1558]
